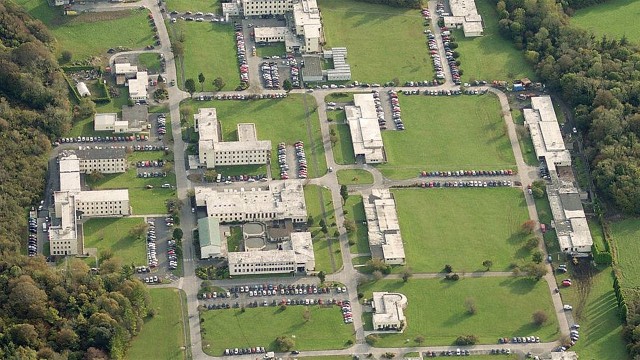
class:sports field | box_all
[453,0,534,81]
[572,0,640,43]
[376,95,516,179]
[359,277,559,346]
[83,218,147,266]
[393,188,531,272]
[319,0,433,83]
[183,94,327,177]
[200,306,355,355]
[173,21,239,91]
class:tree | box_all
[172,41,184,57]
[318,270,326,283]
[482,259,493,271]
[415,335,425,345]
[61,50,73,63]
[444,264,453,273]
[128,222,148,239]
[344,219,356,233]
[88,170,104,182]
[283,79,293,92]
[213,77,225,91]
[198,72,206,91]
[401,268,413,282]
[524,237,539,251]
[173,228,183,241]
[366,334,380,345]
[157,74,164,83]
[521,220,536,234]
[204,169,218,182]
[455,334,478,345]
[185,78,196,97]
[464,297,477,315]
[275,336,295,351]
[307,215,314,226]
[340,185,349,202]
[532,310,548,326]
[302,307,311,322]
[532,250,544,264]
[367,258,391,274]
[372,270,384,280]
[319,219,328,234]
[523,263,548,280]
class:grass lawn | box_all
[305,185,341,273]
[376,94,516,179]
[325,92,355,103]
[359,277,559,346]
[393,188,531,272]
[326,109,347,123]
[572,0,640,43]
[227,226,242,252]
[69,88,131,137]
[610,218,640,289]
[83,218,147,266]
[173,21,239,91]
[454,0,534,81]
[200,306,355,355]
[337,169,374,185]
[554,266,628,360]
[87,167,177,215]
[166,0,222,13]
[138,53,163,73]
[15,0,154,62]
[182,94,327,177]
[330,124,356,165]
[128,288,188,360]
[343,195,369,254]
[215,164,268,177]
[256,43,286,58]
[512,109,538,166]
[319,0,433,83]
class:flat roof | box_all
[372,292,407,326]
[237,123,258,142]
[302,55,323,78]
[77,189,129,202]
[95,113,117,127]
[128,77,147,98]
[365,189,405,262]
[254,26,288,39]
[59,154,80,173]
[198,217,224,258]
[346,94,384,162]
[59,172,81,192]
[121,104,149,129]
[72,146,127,160]
[114,63,138,74]
[290,231,315,264]
[524,96,571,169]
[547,183,593,252]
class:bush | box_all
[455,334,478,345]
[365,334,380,345]
[275,336,295,352]
[444,264,453,273]
[532,310,548,326]
[445,273,460,281]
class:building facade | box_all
[228,232,314,275]
[371,292,408,331]
[242,0,291,16]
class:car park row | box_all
[370,90,389,130]
[224,347,266,356]
[290,60,301,89]
[277,142,289,180]
[212,93,288,100]
[260,62,280,89]
[294,141,307,179]
[146,221,159,268]
[59,135,148,143]
[157,113,167,136]
[27,214,39,257]
[420,169,514,177]
[136,159,166,168]
[419,180,513,188]
[424,349,473,357]
[167,239,178,270]
[234,24,249,86]
[439,26,461,85]
[387,90,405,130]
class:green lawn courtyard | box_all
[572,0,640,43]
[83,217,147,266]
[359,277,559,346]
[128,288,188,360]
[330,124,356,165]
[376,95,516,179]
[453,0,534,82]
[319,0,434,83]
[137,53,163,74]
[182,94,327,177]
[200,306,355,355]
[337,169,374,185]
[172,21,240,91]
[392,188,532,272]
[305,185,341,273]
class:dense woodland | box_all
[0,2,151,359]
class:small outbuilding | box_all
[76,82,91,97]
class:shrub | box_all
[365,334,380,345]
[444,264,453,273]
[445,273,460,281]
[532,310,548,326]
[455,334,478,345]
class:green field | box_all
[376,95,516,179]
[337,169,374,185]
[83,218,147,266]
[454,0,535,81]
[166,0,222,13]
[610,218,640,289]
[87,164,177,215]
[128,288,188,360]
[200,306,355,355]
[512,109,538,166]
[393,188,531,272]
[173,21,239,91]
[319,0,433,83]
[359,277,559,346]
[256,43,286,58]
[183,95,327,177]
[572,0,640,43]
[554,266,628,360]
[15,0,154,62]
[138,53,163,74]
[330,124,356,165]
[215,164,269,177]
[343,195,369,254]
[305,185,341,273]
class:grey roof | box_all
[72,146,127,160]
[302,55,323,78]
[121,104,149,129]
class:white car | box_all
[563,304,573,311]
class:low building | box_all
[72,147,128,174]
[346,94,385,163]
[222,0,241,18]
[76,82,91,97]
[114,63,139,79]
[198,217,226,259]
[228,232,315,275]
[324,47,352,81]
[301,55,323,82]
[371,292,407,331]
[442,0,483,37]
[548,182,593,256]
[128,71,149,102]
[255,27,288,43]
[292,0,322,53]
[121,104,149,133]
[195,108,271,169]
[94,113,127,132]
[365,189,405,265]
[195,180,307,224]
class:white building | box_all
[114,63,139,78]
[324,47,352,81]
[228,232,315,275]
[442,0,483,37]
[255,27,288,43]
[242,0,292,16]
[128,71,149,102]
[365,189,405,265]
[94,113,130,133]
[76,82,91,97]
[195,180,307,223]
[292,0,322,53]
[222,1,241,18]
[72,147,128,174]
[198,217,226,259]
[346,94,385,163]
[195,108,271,169]
[371,292,408,331]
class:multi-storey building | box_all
[228,232,315,275]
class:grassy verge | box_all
[325,93,355,103]
[330,124,356,165]
[200,306,355,355]
[512,109,538,166]
[138,53,163,73]
[343,195,369,254]
[610,218,640,289]
[393,188,531,272]
[83,217,147,265]
[227,226,243,253]
[256,43,286,58]
[359,277,559,346]
[214,164,269,177]
[337,169,374,185]
[305,185,341,273]
[166,0,222,13]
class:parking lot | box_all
[138,216,175,282]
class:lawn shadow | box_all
[500,277,537,294]
[442,311,471,328]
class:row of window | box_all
[233,267,293,273]
[235,261,295,267]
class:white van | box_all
[42,223,48,232]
